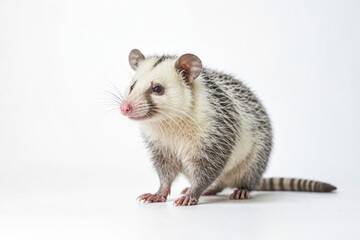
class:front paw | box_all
[174,195,198,206]
[137,193,167,203]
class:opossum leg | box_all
[229,189,250,200]
[137,181,172,203]
[138,145,180,203]
[138,168,179,203]
[175,156,225,206]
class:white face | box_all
[120,49,202,123]
[120,58,193,122]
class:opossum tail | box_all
[255,178,336,192]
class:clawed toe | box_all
[174,195,198,206]
[229,189,250,200]
[137,193,167,203]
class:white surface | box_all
[0,179,358,240]
[1,0,360,239]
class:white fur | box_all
[124,56,266,188]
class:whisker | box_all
[157,113,178,135]
[103,107,122,117]
[154,114,167,137]
[157,107,203,136]
[103,90,123,103]
[106,80,125,100]
[161,105,203,132]
[156,109,187,137]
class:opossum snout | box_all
[120,102,132,116]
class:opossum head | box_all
[120,49,202,122]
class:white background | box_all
[0,0,359,239]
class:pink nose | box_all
[120,102,132,116]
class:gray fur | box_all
[126,51,336,205]
[201,68,272,191]
[144,139,180,196]
[142,59,272,200]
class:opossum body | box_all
[120,49,336,206]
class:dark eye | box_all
[130,83,135,92]
[153,85,163,94]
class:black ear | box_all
[128,49,145,70]
[175,54,202,83]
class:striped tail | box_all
[255,177,337,192]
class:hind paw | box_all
[229,189,250,200]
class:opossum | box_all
[119,49,336,206]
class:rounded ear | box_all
[128,49,145,71]
[175,54,202,84]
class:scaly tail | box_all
[255,178,337,192]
